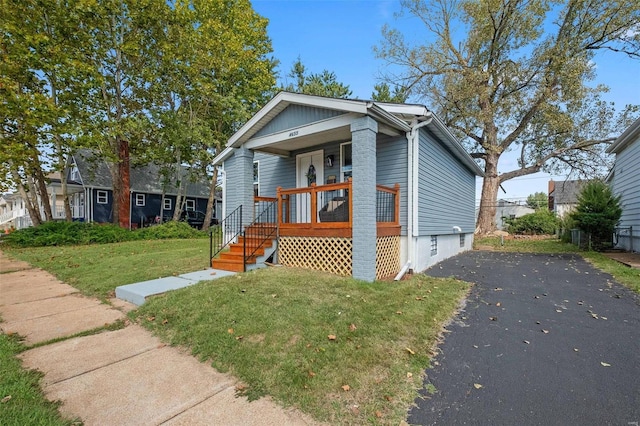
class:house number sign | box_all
[289,130,299,137]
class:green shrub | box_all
[506,210,558,235]
[571,180,622,251]
[558,215,576,243]
[1,220,207,248]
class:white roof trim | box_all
[607,116,640,154]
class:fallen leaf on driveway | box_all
[523,340,530,344]
[473,383,483,389]
[489,316,497,321]
[541,329,549,334]
[601,362,611,367]
[574,348,579,352]
[496,302,501,307]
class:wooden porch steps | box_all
[211,228,277,273]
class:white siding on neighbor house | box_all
[611,134,640,251]
[417,129,476,235]
[376,135,408,234]
[254,104,345,138]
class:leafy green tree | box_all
[526,192,548,210]
[376,0,640,234]
[371,82,408,103]
[506,209,558,235]
[282,58,352,98]
[571,180,622,250]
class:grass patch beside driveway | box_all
[475,236,640,293]
[132,267,470,424]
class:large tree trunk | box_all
[34,166,53,221]
[202,168,218,232]
[475,153,500,235]
[12,168,42,227]
[116,138,131,228]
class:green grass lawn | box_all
[0,333,78,426]
[131,267,469,424]
[475,236,640,293]
[4,239,211,300]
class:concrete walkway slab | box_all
[1,269,77,305]
[20,325,162,385]
[1,294,101,323]
[45,345,237,426]
[164,386,316,426]
[2,302,124,344]
[0,253,32,273]
[115,268,235,306]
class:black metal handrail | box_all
[243,200,277,272]
[210,205,242,264]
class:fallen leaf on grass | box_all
[1,395,11,403]
[162,319,168,325]
[349,323,357,332]
[405,347,415,355]
[350,406,360,415]
[341,385,351,391]
[147,316,155,322]
[308,371,316,377]
[406,372,413,378]
[473,383,483,389]
[328,334,337,341]
[375,410,383,418]
[228,328,234,334]
[396,311,403,315]
[235,336,243,340]
[601,362,611,367]
[384,395,393,401]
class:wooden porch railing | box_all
[275,181,400,238]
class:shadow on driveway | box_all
[409,251,640,426]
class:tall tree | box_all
[371,82,408,103]
[526,192,548,210]
[282,57,352,98]
[376,0,640,234]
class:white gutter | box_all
[406,114,433,271]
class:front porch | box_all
[212,180,401,280]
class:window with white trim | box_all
[253,161,259,197]
[340,142,352,182]
[430,235,438,256]
[185,199,195,211]
[135,193,145,206]
[97,190,108,204]
[163,198,172,210]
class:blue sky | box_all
[252,0,640,202]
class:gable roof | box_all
[550,180,587,204]
[606,116,640,154]
[73,150,211,198]
[213,91,483,176]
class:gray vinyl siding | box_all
[376,136,408,234]
[254,105,346,138]
[417,129,476,235]
[223,153,242,216]
[612,135,640,229]
[254,152,296,198]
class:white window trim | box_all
[185,199,196,211]
[340,141,352,183]
[97,190,108,204]
[135,193,145,207]
[253,160,260,196]
[163,198,172,210]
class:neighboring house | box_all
[1,152,220,230]
[606,117,640,252]
[65,150,219,228]
[495,199,536,230]
[212,92,483,281]
[548,180,587,218]
[0,193,32,230]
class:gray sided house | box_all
[548,179,587,218]
[213,92,483,281]
[607,117,640,252]
[59,150,216,228]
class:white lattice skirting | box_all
[278,235,400,280]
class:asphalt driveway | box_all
[409,251,640,426]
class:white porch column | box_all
[351,116,378,282]
[225,147,255,227]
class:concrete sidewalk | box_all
[0,251,318,425]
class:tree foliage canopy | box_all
[526,192,548,210]
[281,57,352,98]
[376,0,640,234]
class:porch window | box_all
[135,194,145,207]
[430,235,438,256]
[163,198,172,210]
[97,190,108,204]
[340,142,352,182]
[185,199,195,211]
[253,160,259,197]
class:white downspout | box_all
[404,114,433,275]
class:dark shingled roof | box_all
[550,180,587,205]
[73,150,211,198]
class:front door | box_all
[296,150,324,223]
